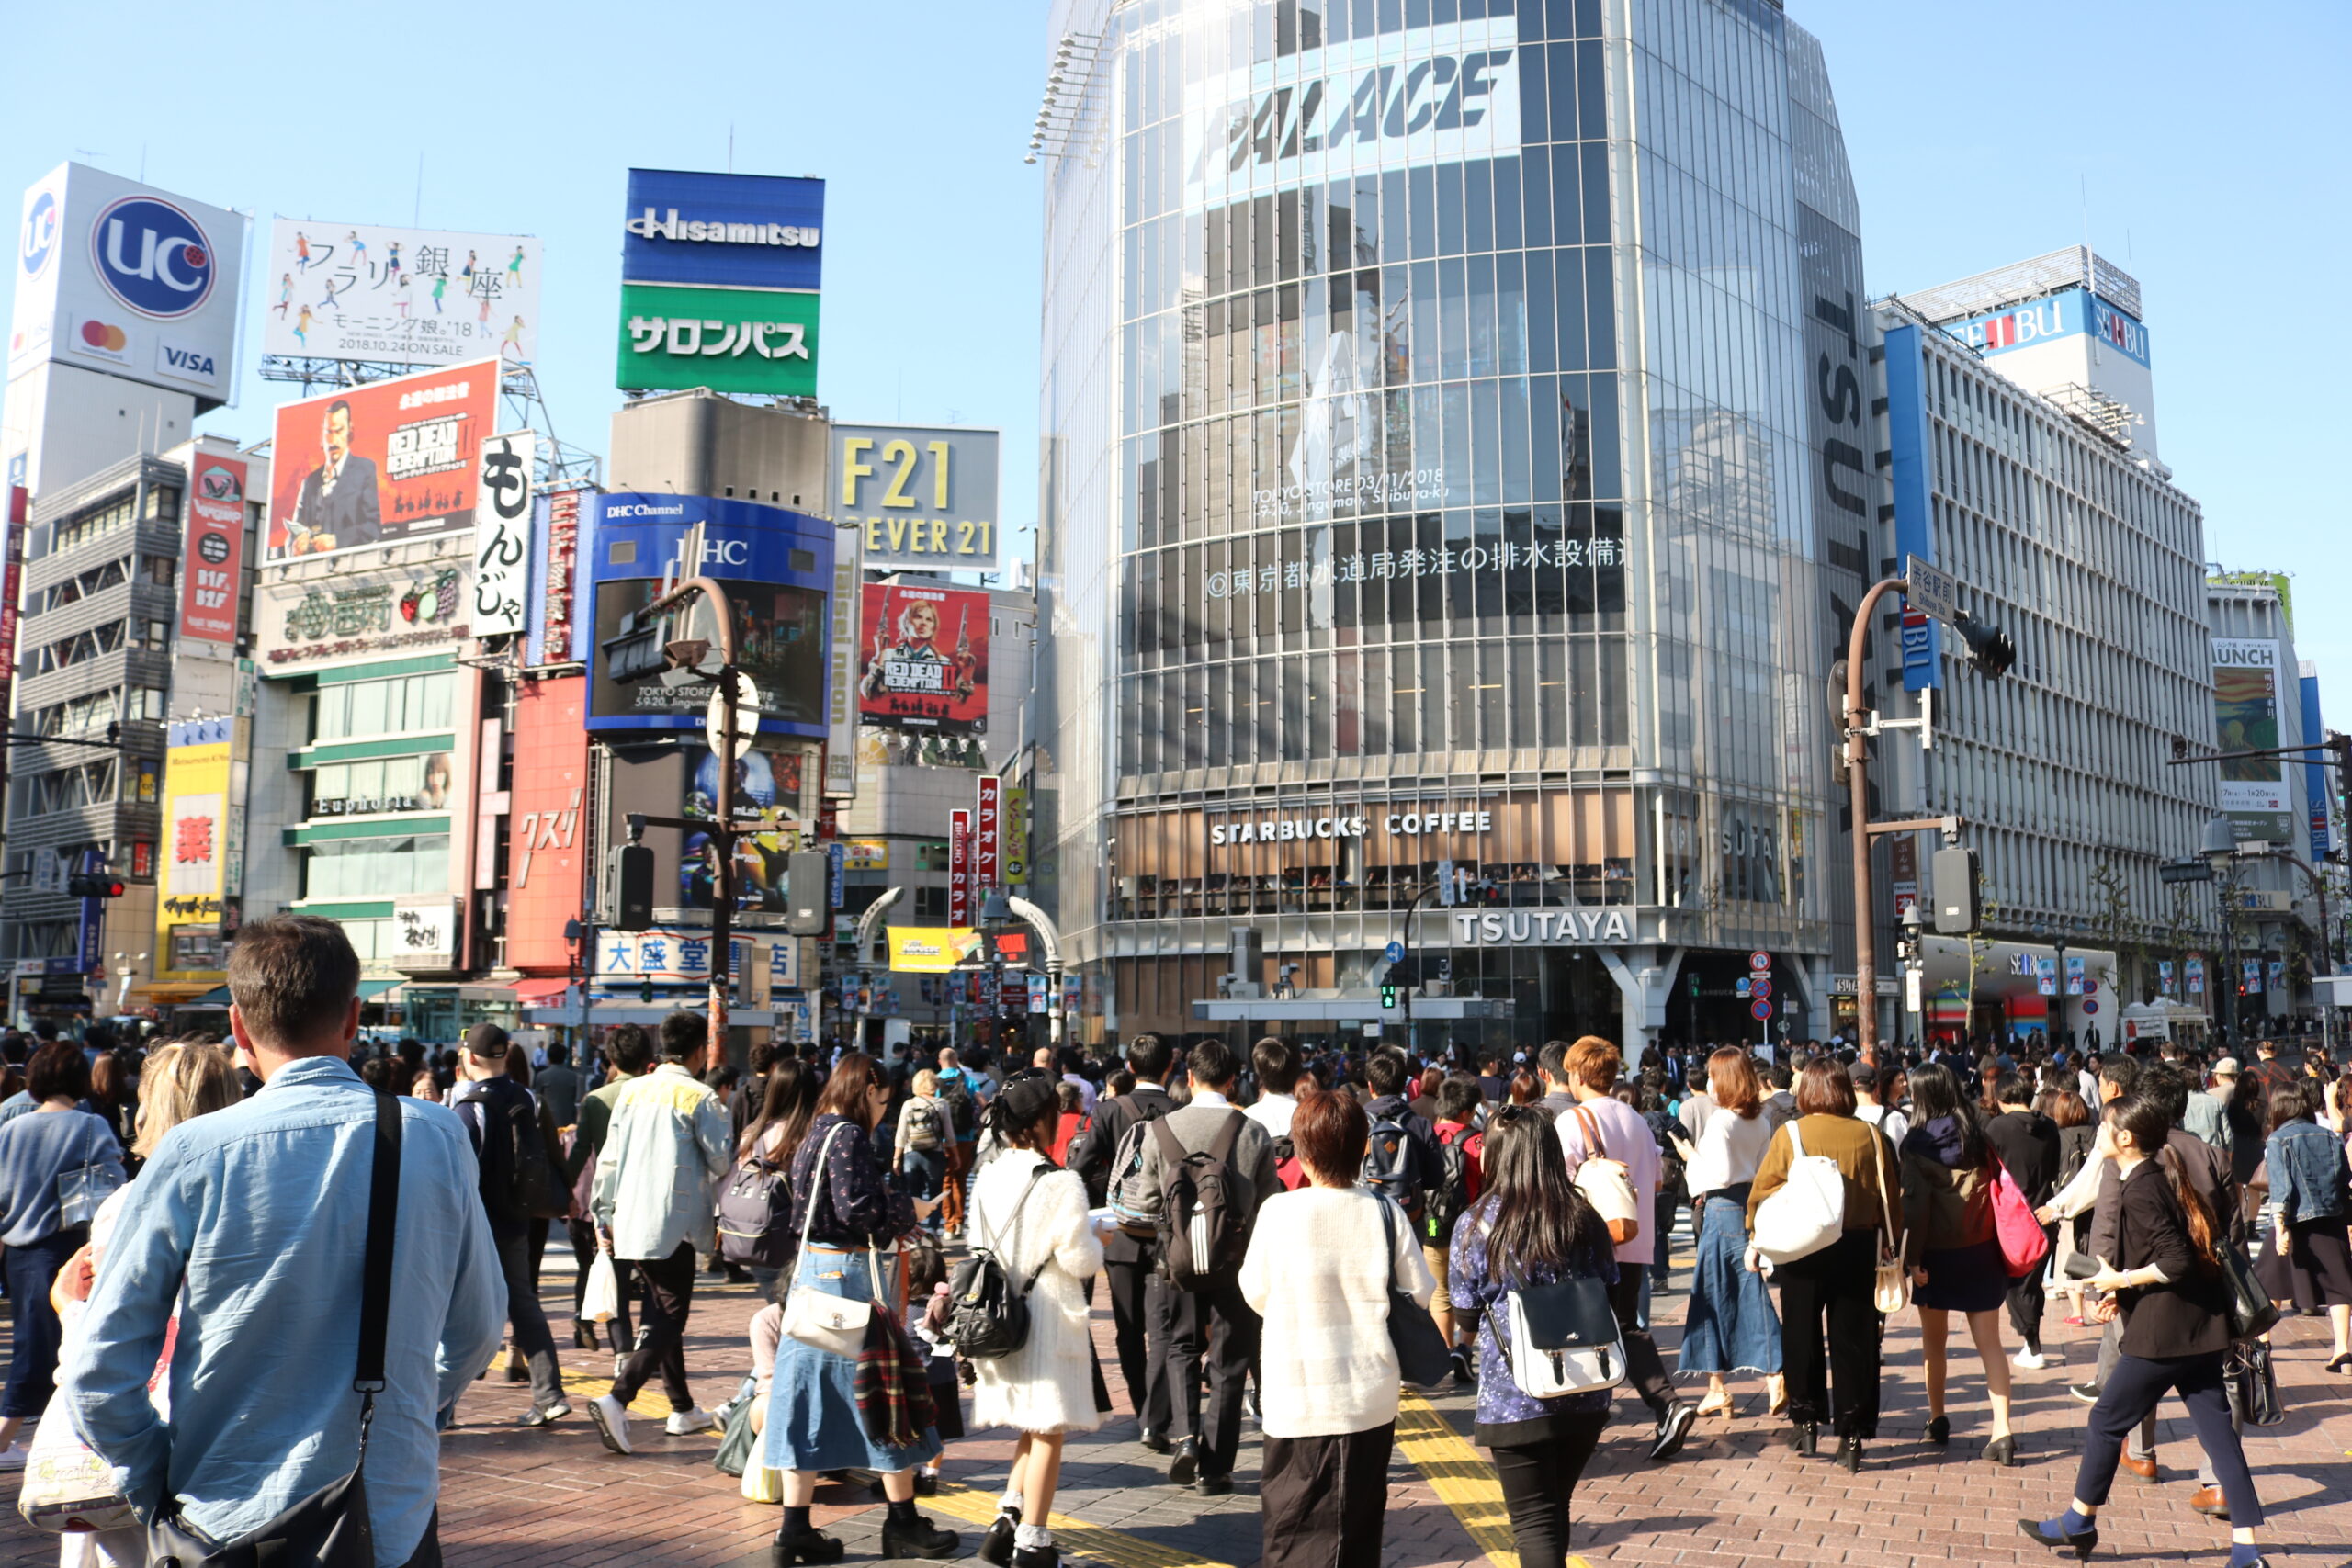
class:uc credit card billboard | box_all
[578,491,834,736]
[8,161,246,406]
[617,169,822,395]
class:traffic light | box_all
[639,977,655,1004]
[785,850,830,936]
[67,874,125,898]
[1952,610,2015,680]
[1688,970,1701,998]
[1380,984,1397,1010]
[1930,845,1982,935]
[607,845,654,931]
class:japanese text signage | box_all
[472,430,534,637]
[618,169,822,395]
[266,359,499,563]
[180,453,247,647]
[949,807,973,928]
[835,425,1001,572]
[976,774,1002,890]
[262,220,540,369]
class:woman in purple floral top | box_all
[1447,1105,1619,1568]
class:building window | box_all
[130,758,161,804]
[307,753,450,817]
[309,672,458,742]
[169,929,223,969]
[130,840,154,879]
[913,886,950,921]
[914,840,952,872]
[301,833,450,899]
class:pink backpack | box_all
[1988,1159,2050,1278]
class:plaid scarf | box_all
[853,1307,938,1448]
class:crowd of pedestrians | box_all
[3,935,2346,1568]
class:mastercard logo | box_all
[80,320,128,352]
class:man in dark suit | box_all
[1069,1032,1181,1449]
[288,397,381,554]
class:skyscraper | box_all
[1035,0,1876,1054]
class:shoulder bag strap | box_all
[1375,1191,1400,1289]
[352,1089,403,1457]
[1573,1103,1607,1161]
[1784,1118,1805,1161]
[796,1122,850,1257]
[1209,1109,1244,1164]
[1149,1114,1187,1168]
[1010,1163,1057,1292]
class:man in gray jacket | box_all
[1132,1038,1279,1497]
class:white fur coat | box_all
[967,1150,1106,1436]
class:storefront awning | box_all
[358,980,401,1001]
[192,987,232,1006]
[510,977,573,1005]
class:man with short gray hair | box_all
[64,916,501,1567]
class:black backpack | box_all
[1362,1112,1427,1223]
[1153,1111,1250,1291]
[948,1165,1051,1359]
[939,1075,978,1139]
[455,1078,551,1227]
[715,1149,794,1269]
[1427,1126,1475,1245]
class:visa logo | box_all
[157,341,219,381]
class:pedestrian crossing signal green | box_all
[639,978,655,1004]
[1381,984,1397,1009]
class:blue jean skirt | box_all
[1679,1190,1782,1375]
[763,1246,943,1474]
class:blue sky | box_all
[5,0,2345,687]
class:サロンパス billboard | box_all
[616,280,818,396]
[617,170,822,397]
[858,583,988,734]
[265,359,498,562]
[262,220,540,368]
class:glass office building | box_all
[1036,0,1873,1053]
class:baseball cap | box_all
[2212,1058,2240,1077]
[1849,1062,1880,1091]
[464,1021,510,1058]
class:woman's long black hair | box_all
[740,1057,816,1163]
[1479,1104,1605,1284]
[1905,1061,1989,1169]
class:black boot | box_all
[1789,1420,1818,1457]
[770,1528,844,1566]
[1836,1435,1861,1472]
[879,1505,960,1560]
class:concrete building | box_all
[1035,0,1876,1055]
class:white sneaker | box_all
[664,1407,718,1436]
[2012,1348,2048,1371]
[588,1393,633,1455]
[0,1443,27,1472]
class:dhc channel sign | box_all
[90,195,215,319]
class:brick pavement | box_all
[4,1242,2348,1567]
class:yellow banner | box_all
[888,927,979,973]
[156,739,233,978]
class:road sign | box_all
[1750,999,1773,1021]
[1904,554,1960,624]
[1750,976,1771,999]
[1747,950,1770,971]
[706,675,763,761]
[1736,977,1752,998]
[1384,941,1406,964]
[2083,998,2099,1015]
[2159,859,2214,885]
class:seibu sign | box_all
[1209,807,1495,847]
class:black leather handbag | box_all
[1378,1197,1453,1388]
[147,1090,402,1568]
[2222,1243,2279,1345]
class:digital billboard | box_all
[835,424,1001,572]
[265,358,499,562]
[2214,637,2291,843]
[857,582,989,734]
[578,492,834,735]
[9,162,247,407]
[179,452,247,647]
[262,220,540,368]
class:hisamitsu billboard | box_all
[622,169,823,291]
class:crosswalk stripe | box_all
[1395,1391,1593,1568]
[921,1479,1239,1568]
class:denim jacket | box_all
[2266,1118,2350,1226]
[61,1057,503,1567]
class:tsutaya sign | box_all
[1209,806,1495,846]
[1450,908,1633,945]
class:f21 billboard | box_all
[9,162,247,407]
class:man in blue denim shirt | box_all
[61,917,503,1568]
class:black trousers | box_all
[1605,1266,1675,1418]
[1489,1410,1610,1568]
[2005,1223,2058,1350]
[2075,1351,2264,1527]
[397,1511,442,1568]
[612,1241,697,1412]
[1105,1254,1174,1430]
[1163,1275,1260,1477]
[1260,1423,1395,1568]
[494,1232,565,1411]
[1773,1228,1883,1437]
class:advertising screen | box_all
[590,579,827,728]
[262,220,540,368]
[266,359,499,562]
[857,582,989,733]
[2214,637,2291,843]
[179,452,247,647]
[8,162,246,406]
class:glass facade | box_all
[1038,0,1869,1049]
